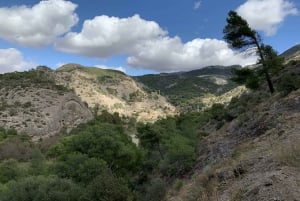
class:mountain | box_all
[55,64,177,121]
[134,65,243,111]
[280,44,300,61]
[0,67,93,141]
[0,51,299,200]
[0,64,177,138]
[166,60,300,201]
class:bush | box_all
[0,176,83,201]
[0,137,34,161]
[48,123,142,177]
[141,178,167,201]
[83,169,132,201]
[0,159,24,183]
[52,153,107,184]
[277,73,300,95]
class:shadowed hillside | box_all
[134,65,242,111]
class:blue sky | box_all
[0,0,299,75]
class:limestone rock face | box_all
[55,64,177,122]
[0,86,93,140]
[0,63,176,138]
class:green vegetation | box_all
[0,68,69,92]
[134,66,239,111]
[224,11,284,93]
[276,72,300,95]
[0,104,232,200]
[84,66,125,77]
[0,51,299,200]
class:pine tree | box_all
[223,10,277,93]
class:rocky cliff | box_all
[0,67,93,140]
[55,64,177,122]
[0,64,177,138]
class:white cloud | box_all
[194,1,202,10]
[56,14,258,72]
[237,0,298,36]
[128,37,258,72]
[0,0,78,47]
[0,48,35,73]
[55,14,167,57]
[95,65,126,73]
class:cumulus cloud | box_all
[0,48,35,73]
[0,0,78,47]
[55,14,167,57]
[194,1,202,10]
[95,65,126,73]
[128,37,257,72]
[237,0,298,36]
[56,14,257,72]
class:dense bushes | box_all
[276,72,300,95]
[1,176,83,201]
[0,69,68,91]
[0,106,230,200]
[48,122,142,177]
[137,113,208,177]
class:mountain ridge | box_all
[134,65,242,111]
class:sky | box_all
[0,0,299,75]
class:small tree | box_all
[223,10,279,93]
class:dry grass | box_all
[275,139,300,167]
[182,173,219,201]
[230,188,247,201]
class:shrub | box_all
[141,178,167,201]
[51,153,107,184]
[0,159,24,183]
[0,176,83,201]
[277,73,300,95]
[83,169,132,201]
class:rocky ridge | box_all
[0,68,93,140]
[0,64,177,138]
[55,64,177,122]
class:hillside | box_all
[0,59,299,201]
[0,67,92,140]
[134,65,243,111]
[280,44,300,61]
[166,60,300,201]
[55,63,177,122]
[0,64,177,138]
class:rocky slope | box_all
[166,61,300,201]
[0,67,93,140]
[280,44,300,62]
[0,64,177,138]
[55,64,177,122]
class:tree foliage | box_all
[223,10,257,49]
[223,10,283,93]
[0,176,83,201]
[0,108,233,200]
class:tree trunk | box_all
[157,143,164,160]
[254,38,275,94]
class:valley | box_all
[0,45,299,201]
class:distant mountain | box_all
[280,44,300,61]
[134,65,243,111]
